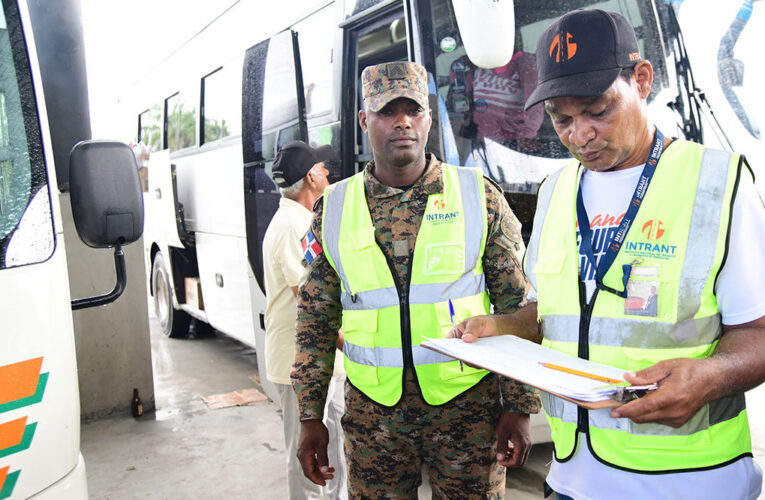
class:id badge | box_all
[624,263,659,317]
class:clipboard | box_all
[421,336,656,409]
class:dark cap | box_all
[524,9,641,110]
[271,141,317,188]
[314,145,339,168]
[361,61,429,112]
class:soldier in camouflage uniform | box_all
[292,61,540,499]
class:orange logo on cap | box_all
[641,220,665,240]
[549,32,577,62]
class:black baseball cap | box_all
[524,9,642,111]
[272,141,319,188]
[314,145,339,168]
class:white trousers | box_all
[323,374,347,500]
[275,375,347,500]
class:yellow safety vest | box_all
[322,164,490,406]
[525,141,752,472]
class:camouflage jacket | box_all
[291,155,540,420]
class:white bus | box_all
[0,0,144,498]
[123,0,762,414]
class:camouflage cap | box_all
[361,61,429,112]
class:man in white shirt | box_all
[457,9,765,500]
[263,141,346,500]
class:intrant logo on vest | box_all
[426,196,461,225]
[624,219,678,261]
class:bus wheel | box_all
[152,252,190,338]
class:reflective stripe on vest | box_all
[527,142,751,472]
[322,164,490,406]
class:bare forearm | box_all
[706,317,765,400]
[494,302,541,343]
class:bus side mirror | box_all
[69,140,144,248]
[452,0,515,69]
[68,140,145,310]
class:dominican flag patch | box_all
[301,228,323,264]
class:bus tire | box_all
[152,252,190,338]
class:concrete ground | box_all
[81,317,765,499]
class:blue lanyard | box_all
[576,128,665,298]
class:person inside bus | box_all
[447,30,544,155]
[456,9,765,500]
[292,61,539,498]
[263,140,347,500]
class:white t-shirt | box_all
[262,197,313,385]
[544,159,765,500]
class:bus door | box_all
[241,28,307,402]
[241,29,307,295]
[340,3,411,177]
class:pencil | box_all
[538,362,623,385]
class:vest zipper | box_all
[401,258,414,370]
[577,281,598,434]
[381,251,414,371]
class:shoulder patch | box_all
[497,212,523,253]
[301,229,323,265]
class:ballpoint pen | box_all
[448,299,463,372]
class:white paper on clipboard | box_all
[421,335,656,407]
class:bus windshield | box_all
[0,3,54,269]
[429,0,670,193]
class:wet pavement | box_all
[81,316,765,499]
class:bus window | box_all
[427,0,671,187]
[165,91,196,153]
[138,104,162,152]
[345,0,390,18]
[0,10,54,269]
[295,5,335,120]
[201,65,241,146]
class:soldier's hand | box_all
[454,315,498,343]
[496,411,532,467]
[297,419,335,485]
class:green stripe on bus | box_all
[0,470,20,499]
[0,423,37,459]
[0,372,48,414]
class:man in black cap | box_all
[457,9,765,500]
[262,140,347,499]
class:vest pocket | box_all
[342,309,380,386]
[533,251,568,314]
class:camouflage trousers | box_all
[341,369,505,499]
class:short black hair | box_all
[619,65,636,82]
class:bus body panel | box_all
[28,454,87,499]
[0,248,80,499]
[195,232,256,346]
